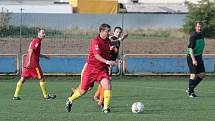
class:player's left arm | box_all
[119,32,128,41]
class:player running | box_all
[65,24,116,113]
[94,26,128,108]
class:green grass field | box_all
[0,76,215,121]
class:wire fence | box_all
[0,7,188,56]
[3,8,214,76]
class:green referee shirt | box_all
[186,32,205,56]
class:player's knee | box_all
[39,78,45,82]
[190,74,196,79]
[198,73,205,79]
[104,86,111,90]
[103,83,111,90]
[100,78,111,90]
[19,77,25,83]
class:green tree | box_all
[0,8,11,28]
[183,0,215,38]
[0,8,12,36]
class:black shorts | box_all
[187,55,205,74]
[109,51,118,61]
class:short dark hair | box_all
[114,26,122,32]
[99,23,111,32]
[36,27,44,33]
[195,21,203,26]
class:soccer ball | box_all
[131,102,144,113]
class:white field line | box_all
[114,83,215,94]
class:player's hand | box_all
[123,32,128,39]
[118,59,123,64]
[110,46,114,50]
[106,61,116,66]
[193,60,197,66]
[114,47,118,53]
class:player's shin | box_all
[193,77,202,89]
[188,79,195,92]
[98,87,104,107]
[40,81,48,98]
[68,89,81,102]
[103,90,111,109]
[14,80,23,97]
[94,84,102,101]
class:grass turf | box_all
[0,76,215,121]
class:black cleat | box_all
[65,100,73,112]
[102,108,110,113]
[189,93,197,98]
[186,88,197,98]
[44,94,56,99]
[13,96,21,100]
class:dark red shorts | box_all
[21,66,44,80]
[80,63,110,90]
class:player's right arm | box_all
[26,38,40,68]
[189,48,197,66]
[188,34,197,66]
[26,49,33,68]
[94,54,115,66]
[92,39,115,66]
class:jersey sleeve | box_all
[92,39,101,55]
[188,33,196,49]
[30,38,40,50]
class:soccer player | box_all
[93,26,128,107]
[186,21,205,98]
[108,26,128,76]
[13,28,56,100]
[65,24,116,113]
